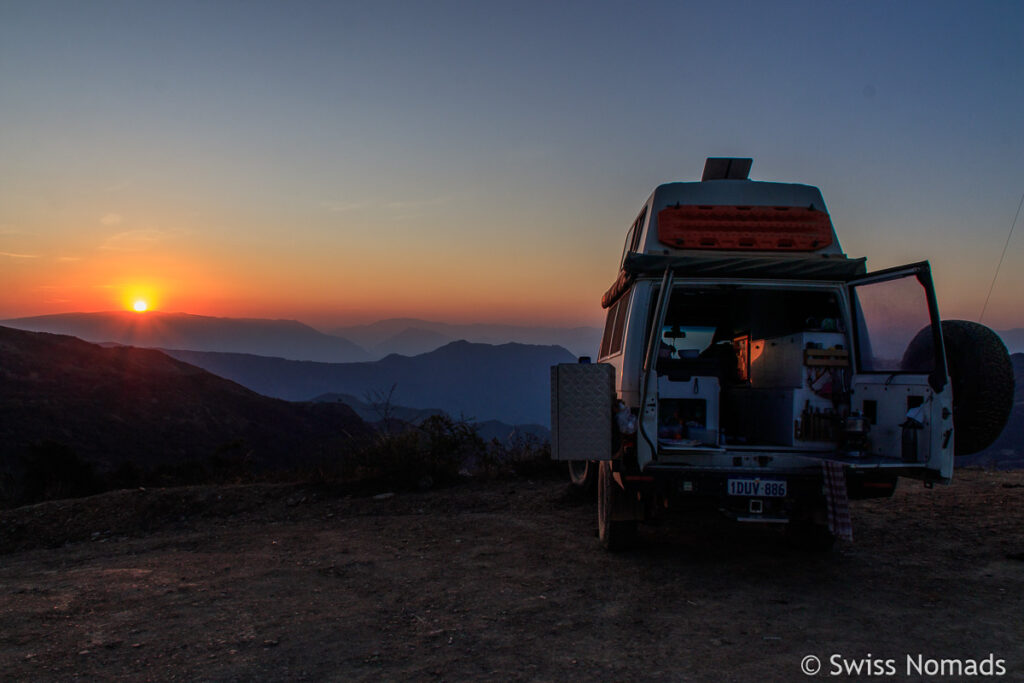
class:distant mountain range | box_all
[0,311,603,362]
[0,311,370,363]
[164,341,576,426]
[0,326,371,477]
[331,318,602,360]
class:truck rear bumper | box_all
[620,465,827,523]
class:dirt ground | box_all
[2,468,1023,682]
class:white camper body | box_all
[551,158,975,550]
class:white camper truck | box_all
[551,158,1013,550]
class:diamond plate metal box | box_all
[550,363,615,461]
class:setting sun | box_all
[122,284,159,313]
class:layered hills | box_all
[165,341,576,426]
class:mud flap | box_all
[610,471,645,522]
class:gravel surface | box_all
[2,469,1023,681]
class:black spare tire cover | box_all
[902,320,1014,455]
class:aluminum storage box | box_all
[551,363,615,461]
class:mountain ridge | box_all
[331,318,601,359]
[0,311,604,361]
[0,311,370,363]
[164,340,576,426]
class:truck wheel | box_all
[598,461,636,551]
[568,460,596,492]
[904,320,1014,455]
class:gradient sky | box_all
[2,1,1022,329]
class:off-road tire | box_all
[905,320,1013,455]
[567,460,596,492]
[597,461,636,551]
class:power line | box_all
[980,191,1024,323]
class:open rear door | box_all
[848,261,954,481]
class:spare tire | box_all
[904,320,1014,455]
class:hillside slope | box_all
[0,326,370,477]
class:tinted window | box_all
[851,275,935,372]
[609,295,630,355]
[629,208,647,252]
[600,304,616,358]
[599,293,631,358]
[618,207,648,268]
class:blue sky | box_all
[1,1,1021,328]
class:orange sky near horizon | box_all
[0,209,617,327]
[2,196,1020,332]
[2,3,1022,332]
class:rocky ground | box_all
[1,468,1023,681]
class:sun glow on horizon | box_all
[121,284,160,313]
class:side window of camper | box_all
[618,207,648,268]
[600,293,631,358]
[618,228,636,269]
[629,208,647,253]
[600,304,617,358]
[609,293,630,355]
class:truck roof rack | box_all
[601,253,866,309]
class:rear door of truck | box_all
[847,261,954,480]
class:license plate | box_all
[727,478,787,497]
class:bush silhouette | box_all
[18,440,100,505]
[344,414,485,489]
